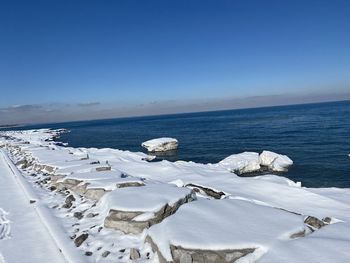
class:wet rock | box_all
[74,233,88,247]
[130,248,141,260]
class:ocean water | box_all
[7,100,350,188]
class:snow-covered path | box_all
[0,152,67,263]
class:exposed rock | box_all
[104,191,195,234]
[171,245,255,263]
[130,248,141,260]
[102,251,110,258]
[73,211,84,220]
[290,229,306,239]
[34,164,56,174]
[185,184,225,199]
[16,158,31,169]
[62,194,76,208]
[85,188,107,200]
[85,251,93,256]
[116,182,145,188]
[80,154,89,160]
[86,212,99,218]
[74,233,88,247]
[146,236,255,263]
[66,194,76,202]
[304,216,325,229]
[61,179,82,189]
[50,174,66,183]
[96,166,111,172]
[323,217,332,224]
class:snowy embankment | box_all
[0,129,350,263]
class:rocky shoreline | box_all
[0,129,349,263]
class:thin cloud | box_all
[77,102,101,107]
[0,104,43,113]
[1,92,350,126]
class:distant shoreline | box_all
[0,124,20,129]
[7,99,350,128]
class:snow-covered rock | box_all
[259,150,293,172]
[141,138,178,152]
[147,199,307,263]
[218,152,261,174]
[218,151,293,174]
[101,184,195,234]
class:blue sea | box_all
[6,100,350,188]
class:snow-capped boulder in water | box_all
[219,152,261,174]
[141,137,178,152]
[259,150,293,172]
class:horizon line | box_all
[7,98,350,128]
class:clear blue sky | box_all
[0,0,350,123]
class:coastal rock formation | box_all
[219,150,293,174]
[1,129,350,263]
[103,184,195,234]
[147,199,307,263]
[218,152,261,174]
[53,170,146,200]
[142,138,178,152]
[259,150,293,172]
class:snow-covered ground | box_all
[0,129,349,263]
[0,150,74,263]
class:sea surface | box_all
[5,100,350,188]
